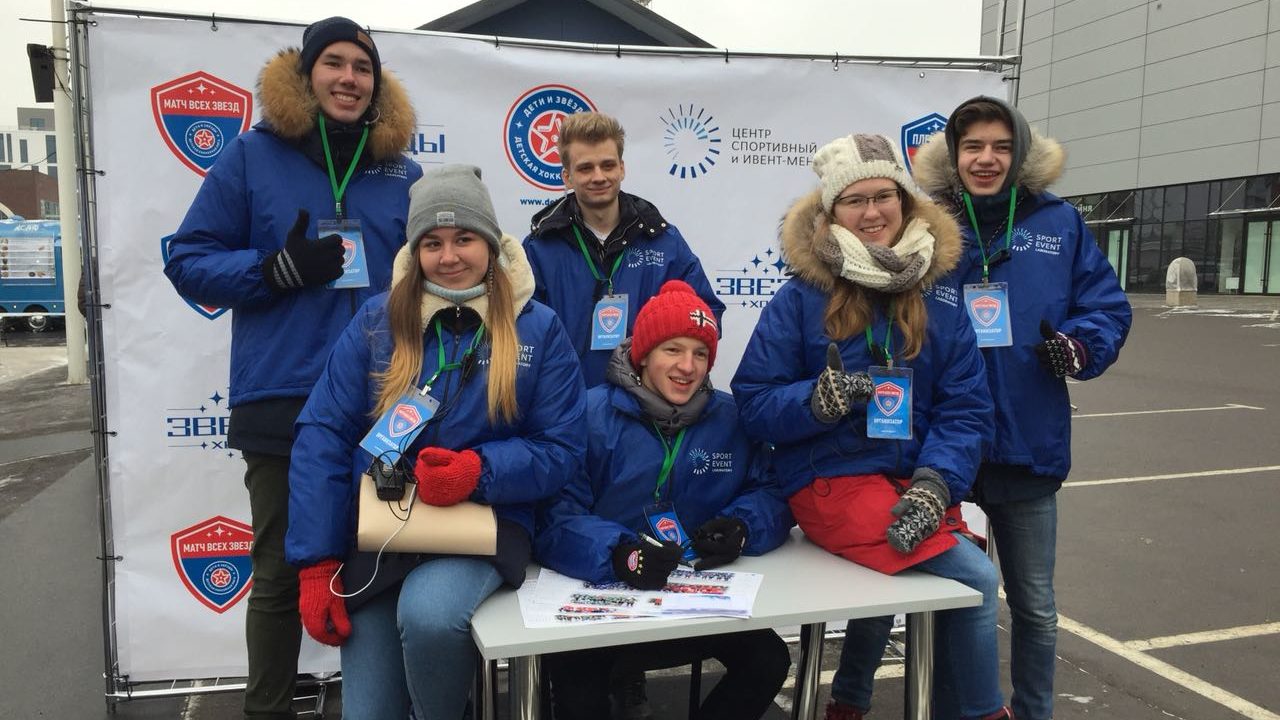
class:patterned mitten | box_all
[811,343,874,423]
[611,538,682,590]
[1034,320,1088,377]
[886,468,951,554]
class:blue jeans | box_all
[831,534,1004,719]
[340,557,503,720]
[983,493,1058,720]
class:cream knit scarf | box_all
[827,217,936,293]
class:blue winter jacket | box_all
[535,378,793,584]
[285,236,587,568]
[913,129,1131,488]
[731,190,993,502]
[523,192,725,387]
[163,51,423,408]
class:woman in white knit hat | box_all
[732,134,1012,719]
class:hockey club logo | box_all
[341,237,358,267]
[713,245,790,311]
[503,85,596,190]
[655,516,681,543]
[165,388,234,458]
[661,104,722,179]
[874,381,905,416]
[171,515,254,613]
[900,113,946,172]
[969,294,1002,327]
[151,71,253,176]
[597,304,623,334]
[161,234,227,320]
[389,404,421,438]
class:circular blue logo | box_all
[503,85,596,191]
[688,448,711,475]
[201,560,240,596]
[661,105,721,180]
[184,121,225,159]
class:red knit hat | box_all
[629,280,719,369]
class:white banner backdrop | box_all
[87,11,1003,680]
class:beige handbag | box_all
[355,473,498,555]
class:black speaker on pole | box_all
[27,44,56,103]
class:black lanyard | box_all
[318,114,369,220]
[572,225,625,295]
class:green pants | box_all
[242,452,301,720]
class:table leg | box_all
[475,658,496,720]
[508,655,542,720]
[904,611,935,720]
[792,622,826,720]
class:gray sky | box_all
[0,0,982,127]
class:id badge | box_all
[319,218,370,290]
[963,282,1012,347]
[867,366,913,440]
[358,391,440,463]
[643,501,698,563]
[590,294,629,350]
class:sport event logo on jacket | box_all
[171,515,254,614]
[503,84,596,191]
[160,234,227,320]
[151,71,253,176]
[900,113,946,172]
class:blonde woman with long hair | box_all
[285,165,586,719]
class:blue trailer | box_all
[0,218,64,332]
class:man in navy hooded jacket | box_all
[912,97,1131,720]
[163,17,420,719]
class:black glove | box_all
[611,537,682,590]
[1034,320,1088,378]
[262,209,346,292]
[691,517,748,571]
[811,343,874,423]
[886,467,951,554]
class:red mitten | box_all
[297,559,350,646]
[414,446,482,506]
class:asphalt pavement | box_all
[1,292,1277,719]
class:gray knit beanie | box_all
[812,133,924,212]
[406,165,502,251]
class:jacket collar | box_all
[389,232,537,332]
[779,188,963,293]
[529,191,670,244]
[257,48,415,163]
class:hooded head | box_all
[943,95,1031,196]
[299,17,382,115]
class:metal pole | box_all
[50,0,86,383]
[792,622,825,720]
[508,656,542,720]
[904,612,936,720]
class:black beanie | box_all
[299,16,382,103]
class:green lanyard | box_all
[864,300,896,369]
[318,114,370,220]
[652,424,687,501]
[420,318,486,393]
[572,225,625,294]
[962,186,1018,282]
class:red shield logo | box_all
[873,381,904,416]
[170,515,254,613]
[151,71,253,176]
[970,295,1002,327]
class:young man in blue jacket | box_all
[523,112,724,388]
[162,17,421,719]
[536,281,793,720]
[913,96,1132,720]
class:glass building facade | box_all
[1065,173,1280,295]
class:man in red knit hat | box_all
[535,280,795,720]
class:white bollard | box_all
[1165,257,1197,306]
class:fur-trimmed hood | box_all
[780,188,962,293]
[912,125,1065,199]
[389,232,536,331]
[257,48,414,162]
